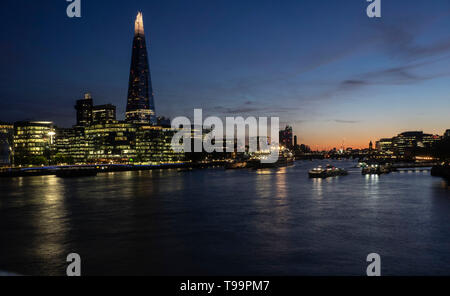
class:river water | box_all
[0,160,449,276]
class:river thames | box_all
[0,160,449,276]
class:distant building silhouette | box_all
[75,93,93,126]
[93,104,116,123]
[75,92,117,126]
[279,126,293,149]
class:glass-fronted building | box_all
[53,123,183,165]
[55,127,89,164]
[136,125,184,164]
[84,121,137,163]
[377,131,442,157]
[13,121,55,165]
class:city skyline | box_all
[1,1,450,149]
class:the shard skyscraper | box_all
[126,12,156,124]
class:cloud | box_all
[209,104,292,115]
[334,53,450,95]
[375,15,450,61]
[338,79,370,91]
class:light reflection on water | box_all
[0,160,449,276]
[365,174,380,198]
[312,178,323,199]
[275,168,287,200]
[255,170,273,199]
[441,180,450,190]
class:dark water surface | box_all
[1,160,449,276]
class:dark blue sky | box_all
[1,0,450,148]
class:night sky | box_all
[1,0,450,149]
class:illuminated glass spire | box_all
[126,12,156,124]
[135,12,144,36]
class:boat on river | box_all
[249,152,295,169]
[309,165,348,178]
[361,164,391,175]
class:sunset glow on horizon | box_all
[1,0,450,149]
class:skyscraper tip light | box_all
[135,12,145,36]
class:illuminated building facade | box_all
[392,132,421,156]
[376,131,441,158]
[126,12,156,124]
[53,123,182,165]
[13,121,55,165]
[55,128,72,156]
[55,127,88,164]
[136,125,184,164]
[392,131,439,156]
[84,121,137,163]
[376,138,394,154]
[0,122,13,166]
